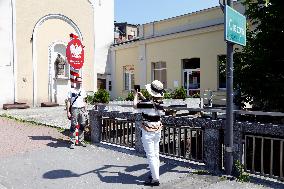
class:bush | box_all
[192,93,200,98]
[86,95,95,105]
[171,87,186,99]
[125,92,134,101]
[141,89,151,100]
[163,92,172,99]
[93,89,110,103]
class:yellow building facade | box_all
[110,2,244,100]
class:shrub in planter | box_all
[125,92,134,101]
[171,87,186,100]
[141,89,151,100]
[163,91,172,99]
[192,93,200,98]
[93,89,110,104]
[86,94,95,105]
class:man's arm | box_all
[67,98,72,119]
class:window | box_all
[218,55,226,89]
[123,65,135,91]
[152,61,167,88]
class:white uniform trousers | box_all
[141,129,161,181]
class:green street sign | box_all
[225,5,246,46]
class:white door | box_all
[183,69,200,96]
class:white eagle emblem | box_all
[70,44,82,59]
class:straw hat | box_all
[145,80,164,98]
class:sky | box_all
[114,0,220,25]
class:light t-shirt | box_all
[67,88,87,108]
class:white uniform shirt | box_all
[67,88,87,108]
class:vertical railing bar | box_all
[101,119,104,141]
[105,119,108,142]
[178,127,181,157]
[190,129,193,159]
[184,128,187,159]
[173,127,176,156]
[167,127,170,155]
[122,121,125,145]
[261,137,264,175]
[127,121,129,146]
[244,135,247,171]
[252,136,255,173]
[195,129,198,161]
[270,140,274,176]
[201,129,204,161]
[119,121,122,145]
[130,122,133,147]
[115,119,118,144]
[162,127,165,154]
[280,140,283,179]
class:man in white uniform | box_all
[67,76,87,149]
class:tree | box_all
[234,0,284,112]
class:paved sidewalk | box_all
[0,106,70,129]
[0,107,280,189]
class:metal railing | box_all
[160,125,204,162]
[101,117,135,148]
[245,135,284,180]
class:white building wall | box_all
[91,0,114,91]
[0,0,15,107]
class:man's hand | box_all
[67,111,72,120]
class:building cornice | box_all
[111,24,224,50]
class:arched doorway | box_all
[32,14,83,106]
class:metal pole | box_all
[225,0,234,175]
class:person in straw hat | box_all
[134,80,165,186]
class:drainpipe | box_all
[11,0,17,103]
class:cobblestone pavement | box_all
[0,108,280,189]
[0,106,70,129]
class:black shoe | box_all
[80,141,87,147]
[69,143,75,149]
[144,180,160,186]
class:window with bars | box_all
[123,66,134,91]
[152,61,167,88]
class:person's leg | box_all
[153,130,161,180]
[141,129,159,181]
[70,108,79,148]
[78,108,86,146]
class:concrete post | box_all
[89,109,102,143]
[203,128,222,173]
[134,114,145,154]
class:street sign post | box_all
[66,34,84,88]
[225,5,246,46]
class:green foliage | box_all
[114,96,124,101]
[125,92,134,101]
[141,89,151,100]
[171,87,187,99]
[235,160,250,182]
[163,92,172,99]
[93,89,110,104]
[86,95,95,105]
[192,93,200,98]
[234,0,284,112]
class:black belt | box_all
[142,113,160,122]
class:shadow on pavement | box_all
[43,163,189,185]
[28,135,70,148]
[249,176,284,189]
